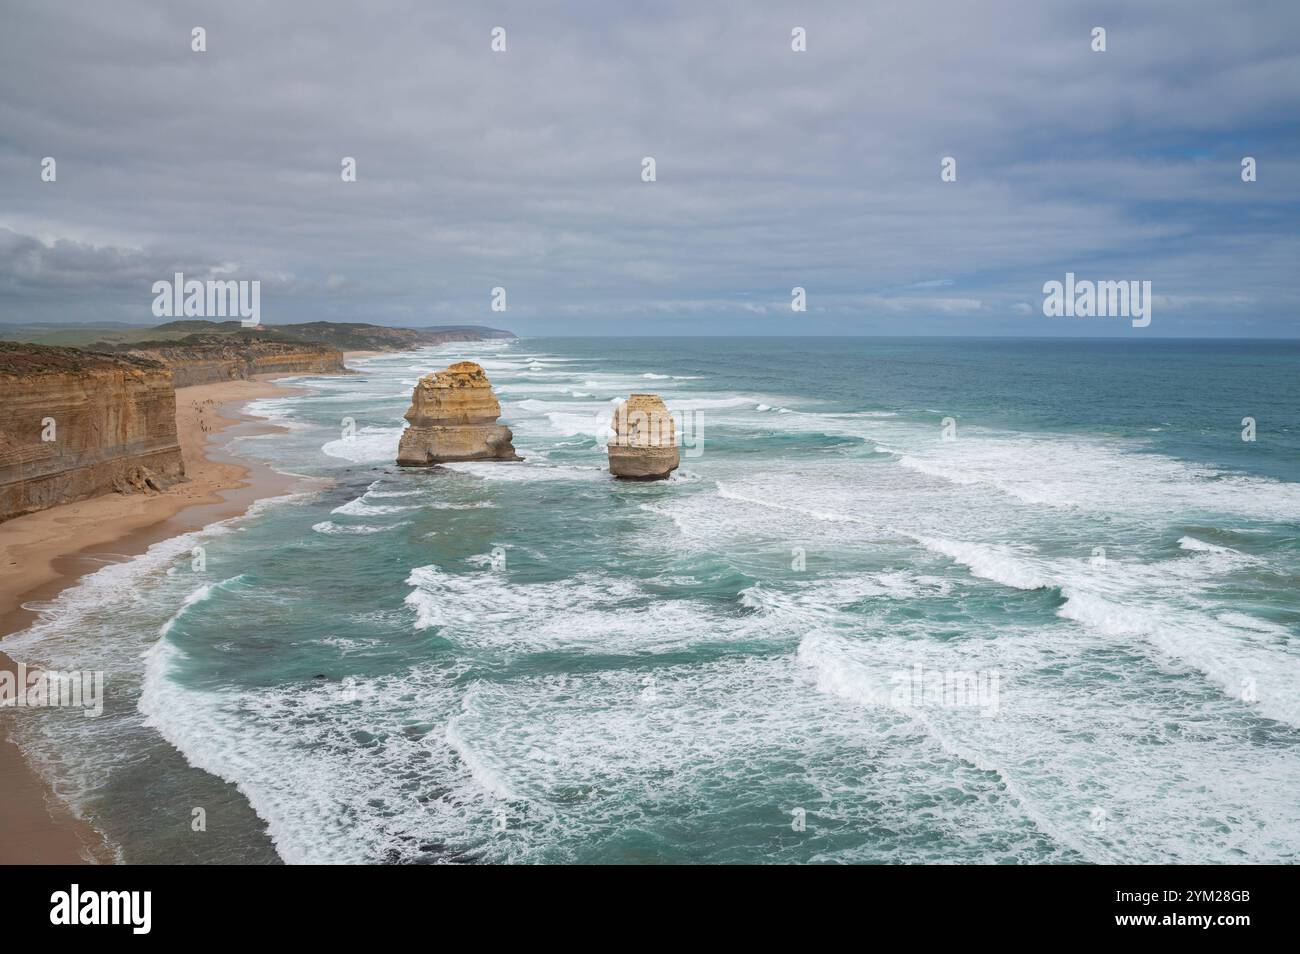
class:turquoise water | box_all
[4,337,1299,864]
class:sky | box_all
[0,0,1297,337]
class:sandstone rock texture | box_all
[396,361,520,465]
[608,393,679,480]
[127,334,346,387]
[0,343,185,522]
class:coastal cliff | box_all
[0,322,480,522]
[0,344,185,522]
[0,320,515,352]
[125,333,346,387]
[268,322,515,351]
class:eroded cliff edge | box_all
[125,332,346,387]
[0,343,185,522]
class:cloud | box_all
[0,0,1296,334]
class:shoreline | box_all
[0,354,377,863]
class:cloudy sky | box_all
[1,0,1296,336]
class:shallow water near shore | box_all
[4,337,1299,863]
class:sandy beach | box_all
[0,360,368,863]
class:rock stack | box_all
[608,393,679,480]
[396,361,520,466]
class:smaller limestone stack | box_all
[608,393,679,480]
[396,361,520,465]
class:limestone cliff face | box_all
[608,393,679,480]
[127,334,346,387]
[0,344,185,522]
[396,361,519,465]
[269,322,516,351]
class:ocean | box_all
[4,337,1298,864]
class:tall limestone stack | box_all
[396,360,520,465]
[608,393,679,480]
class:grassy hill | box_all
[0,320,516,351]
